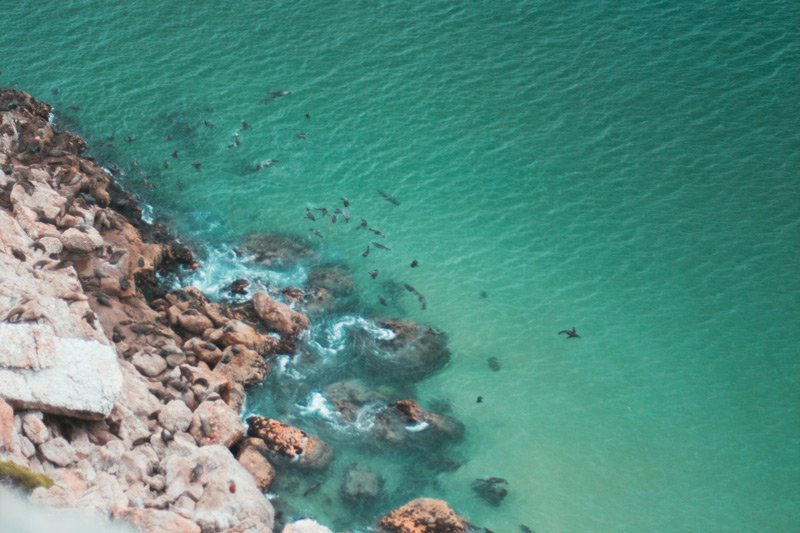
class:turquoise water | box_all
[4,1,800,530]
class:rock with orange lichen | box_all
[377,498,469,533]
[246,416,332,470]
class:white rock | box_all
[0,324,122,420]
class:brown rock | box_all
[189,399,244,448]
[176,309,214,335]
[236,440,276,491]
[213,345,268,387]
[378,498,469,533]
[178,363,232,401]
[252,291,309,347]
[217,320,277,354]
[393,400,425,423]
[246,416,333,469]
[183,337,223,366]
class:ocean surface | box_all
[4,1,799,531]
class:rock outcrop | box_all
[246,416,333,470]
[0,89,277,532]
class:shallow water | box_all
[4,1,800,530]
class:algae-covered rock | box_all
[0,459,54,491]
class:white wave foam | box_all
[274,354,306,381]
[296,391,339,423]
[405,420,430,432]
[353,402,385,433]
[324,315,395,348]
[141,203,154,224]
[187,244,308,300]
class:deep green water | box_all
[4,1,800,531]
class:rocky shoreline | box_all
[0,90,473,532]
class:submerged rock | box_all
[351,318,450,381]
[229,278,250,296]
[243,232,315,269]
[378,498,469,533]
[471,476,509,506]
[373,399,464,447]
[340,463,384,503]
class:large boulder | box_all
[189,445,274,532]
[0,323,122,420]
[246,416,333,470]
[252,291,309,349]
[304,264,357,313]
[350,318,450,381]
[377,498,469,533]
[205,320,277,354]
